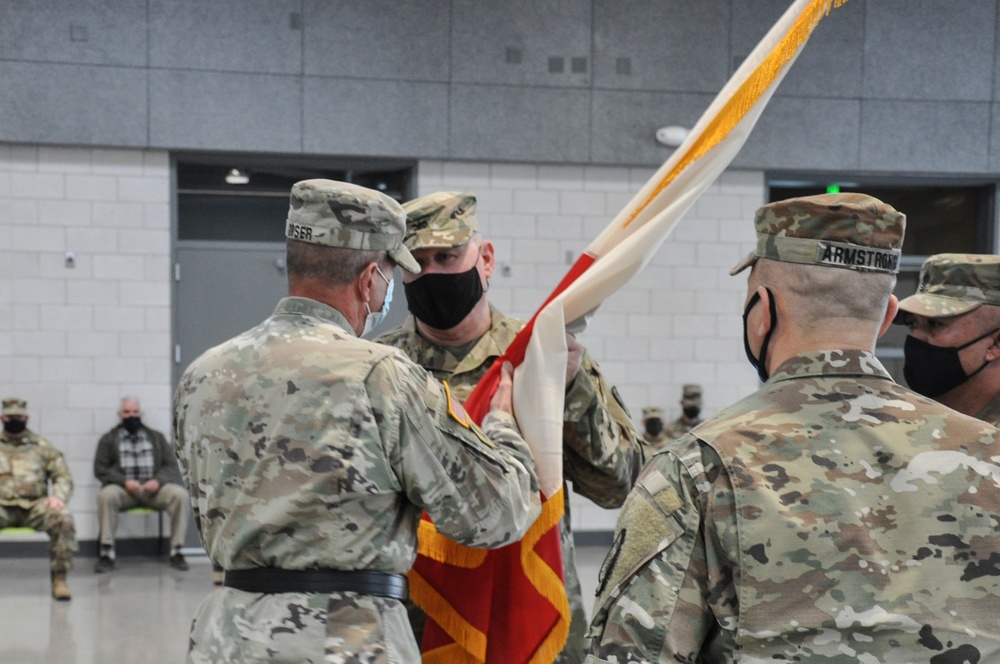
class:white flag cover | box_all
[514,0,851,497]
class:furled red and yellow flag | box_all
[410,1,850,661]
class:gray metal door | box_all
[174,242,288,386]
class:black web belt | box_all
[224,568,409,600]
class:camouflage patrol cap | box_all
[896,253,1000,319]
[285,179,420,273]
[402,191,480,251]
[730,193,905,276]
[681,384,702,407]
[641,406,664,420]
[2,397,28,417]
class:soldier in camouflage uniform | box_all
[0,397,76,600]
[174,180,541,663]
[640,406,667,448]
[587,194,1000,662]
[659,383,704,444]
[895,253,1000,426]
[377,191,645,662]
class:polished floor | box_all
[0,546,611,664]
[1,555,212,664]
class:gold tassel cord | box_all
[624,0,850,229]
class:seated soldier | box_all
[0,397,76,600]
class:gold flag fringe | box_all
[412,568,489,662]
[412,490,568,663]
[416,517,489,568]
[521,488,571,663]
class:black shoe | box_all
[94,556,115,574]
[169,553,189,571]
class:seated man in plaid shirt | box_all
[93,397,190,572]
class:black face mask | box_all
[743,288,777,382]
[683,407,701,420]
[645,420,663,437]
[403,264,484,331]
[3,419,26,435]
[903,328,997,398]
[122,416,143,434]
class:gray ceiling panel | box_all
[861,100,991,173]
[989,103,1000,172]
[864,0,995,101]
[449,84,591,162]
[149,70,302,152]
[303,0,451,81]
[736,96,861,171]
[592,0,730,93]
[0,62,148,146]
[0,0,998,176]
[0,0,147,66]
[452,0,592,87]
[149,0,302,74]
[303,78,449,157]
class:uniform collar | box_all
[273,296,355,335]
[767,349,893,385]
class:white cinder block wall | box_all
[0,144,172,542]
[414,160,764,532]
[0,145,764,544]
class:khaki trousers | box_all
[96,483,189,551]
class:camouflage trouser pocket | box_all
[190,591,329,663]
[325,594,418,664]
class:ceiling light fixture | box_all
[225,168,249,185]
[655,125,690,148]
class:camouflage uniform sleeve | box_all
[172,379,201,536]
[563,350,645,508]
[44,441,73,503]
[377,355,541,548]
[587,438,737,662]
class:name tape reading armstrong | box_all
[817,242,899,272]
